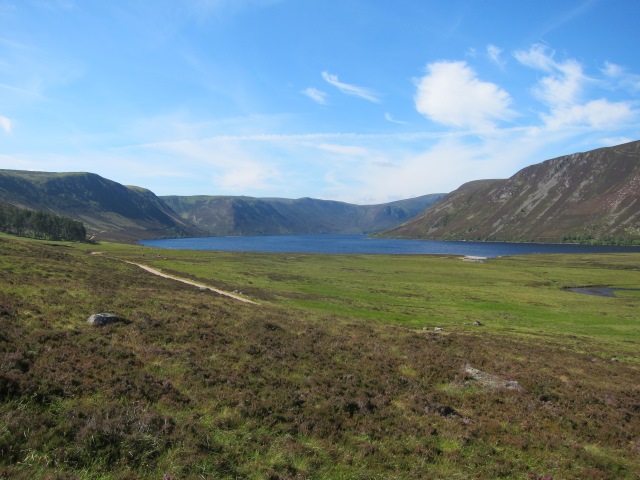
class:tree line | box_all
[0,203,86,241]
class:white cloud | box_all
[514,44,639,131]
[536,60,585,106]
[326,132,553,204]
[602,61,624,78]
[0,115,12,134]
[542,99,635,129]
[414,61,514,130]
[321,71,380,103]
[302,87,328,105]
[487,44,505,67]
[215,161,282,192]
[514,43,556,72]
[515,44,587,106]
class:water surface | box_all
[140,234,640,258]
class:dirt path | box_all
[126,261,258,305]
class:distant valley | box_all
[0,169,442,242]
[161,194,443,237]
[1,141,638,244]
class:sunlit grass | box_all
[90,241,640,359]
[1,235,639,479]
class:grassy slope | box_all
[0,170,199,242]
[1,234,639,479]
[385,141,640,244]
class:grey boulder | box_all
[87,313,122,327]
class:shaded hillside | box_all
[385,141,640,244]
[162,194,444,236]
[0,170,200,242]
[0,202,86,241]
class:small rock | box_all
[504,380,525,392]
[434,327,444,332]
[424,404,458,418]
[87,313,122,327]
[472,321,484,326]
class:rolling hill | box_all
[161,194,444,236]
[384,141,640,244]
[0,169,443,241]
[0,170,200,242]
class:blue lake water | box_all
[140,234,640,258]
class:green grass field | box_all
[1,234,639,479]
[93,241,640,360]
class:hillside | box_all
[0,170,201,242]
[1,236,639,478]
[161,194,443,236]
[384,141,640,244]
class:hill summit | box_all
[384,141,640,244]
[0,170,200,242]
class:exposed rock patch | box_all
[87,313,123,327]
[464,365,524,392]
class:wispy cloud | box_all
[302,87,328,105]
[487,44,505,68]
[0,115,12,134]
[514,43,556,72]
[0,81,43,98]
[515,44,637,129]
[318,143,369,156]
[414,61,514,130]
[384,113,407,125]
[184,0,282,19]
[515,44,587,106]
[602,61,640,92]
[537,0,598,37]
[321,71,380,103]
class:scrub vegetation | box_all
[1,234,639,479]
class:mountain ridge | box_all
[0,170,201,242]
[161,194,444,236]
[383,140,640,244]
[0,169,443,241]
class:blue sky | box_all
[1,0,639,203]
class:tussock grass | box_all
[1,234,639,478]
